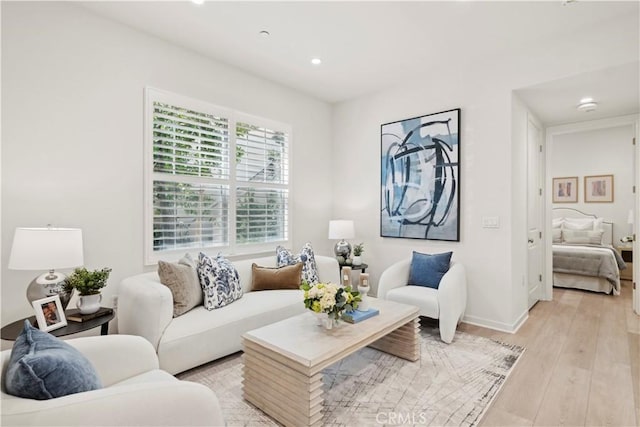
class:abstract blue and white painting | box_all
[381,109,460,241]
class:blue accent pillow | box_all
[276,243,320,285]
[5,320,102,400]
[197,253,243,310]
[408,251,453,289]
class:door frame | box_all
[527,113,544,307]
[544,114,639,313]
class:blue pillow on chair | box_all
[408,251,453,289]
[5,320,102,400]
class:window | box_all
[144,88,291,263]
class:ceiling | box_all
[516,62,640,126]
[79,1,639,109]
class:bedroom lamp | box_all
[9,227,84,309]
[328,220,355,259]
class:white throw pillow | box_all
[552,218,564,229]
[552,228,562,243]
[562,229,603,245]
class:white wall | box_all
[331,14,638,331]
[1,2,334,326]
[551,124,635,243]
[2,2,639,334]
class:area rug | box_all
[178,326,524,427]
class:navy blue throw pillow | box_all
[408,251,453,289]
[5,320,102,400]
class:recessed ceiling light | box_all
[577,98,598,112]
[311,58,322,65]
[259,30,270,37]
[191,0,204,5]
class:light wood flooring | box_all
[458,281,639,427]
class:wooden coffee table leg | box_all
[368,317,421,361]
[243,343,323,427]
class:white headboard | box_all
[552,207,614,246]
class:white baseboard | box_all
[462,310,528,334]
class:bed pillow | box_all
[252,263,303,291]
[552,218,564,229]
[562,229,604,245]
[276,243,319,285]
[408,251,453,289]
[593,217,604,231]
[552,228,562,243]
[158,254,203,317]
[197,253,243,310]
[563,218,594,230]
[5,320,102,400]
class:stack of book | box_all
[66,307,113,323]
[341,308,379,324]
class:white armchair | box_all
[1,335,225,426]
[378,259,467,343]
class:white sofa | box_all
[1,335,224,426]
[118,255,339,374]
[378,259,467,343]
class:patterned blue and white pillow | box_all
[197,253,243,310]
[276,243,320,285]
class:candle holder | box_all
[341,266,352,287]
[358,273,370,311]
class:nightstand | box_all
[615,246,633,281]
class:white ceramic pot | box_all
[352,256,362,266]
[77,293,102,314]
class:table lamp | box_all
[8,227,84,309]
[328,220,355,259]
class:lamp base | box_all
[334,240,352,260]
[26,271,74,310]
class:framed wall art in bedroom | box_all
[552,176,578,203]
[380,108,460,241]
[585,174,614,203]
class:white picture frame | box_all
[32,295,67,332]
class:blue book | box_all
[342,308,380,324]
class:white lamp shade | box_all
[8,227,84,270]
[328,220,355,239]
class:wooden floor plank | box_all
[532,363,590,426]
[473,286,639,427]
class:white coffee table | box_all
[242,297,420,427]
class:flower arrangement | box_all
[301,282,361,321]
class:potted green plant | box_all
[352,243,364,266]
[66,267,112,314]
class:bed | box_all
[552,207,626,295]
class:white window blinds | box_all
[144,88,291,263]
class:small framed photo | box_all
[552,177,578,203]
[32,295,67,332]
[585,174,614,203]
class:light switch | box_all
[482,216,500,228]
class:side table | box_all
[338,263,368,273]
[615,245,633,281]
[1,307,114,341]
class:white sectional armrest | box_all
[118,273,173,351]
[66,335,159,387]
[377,259,411,298]
[315,255,340,284]
[436,262,467,342]
[2,381,225,427]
